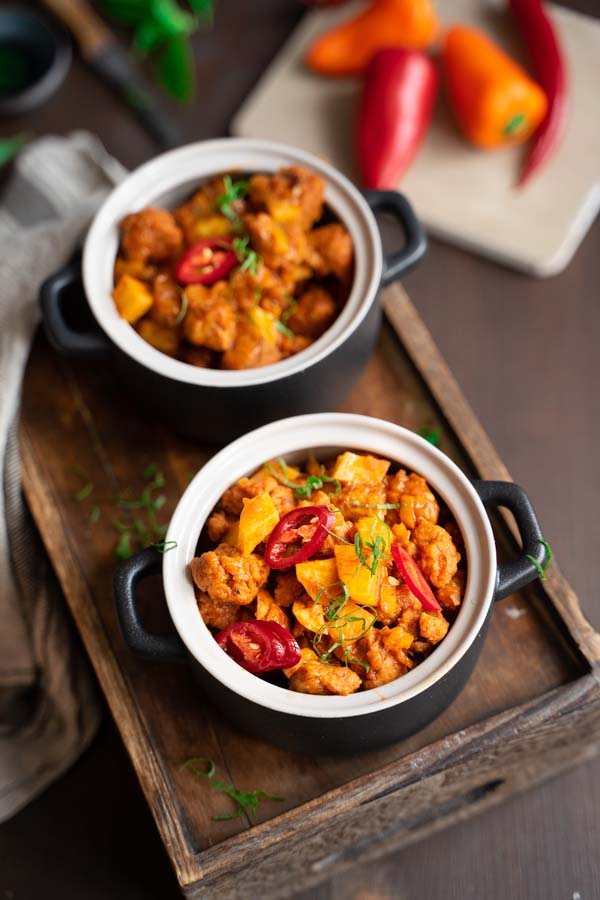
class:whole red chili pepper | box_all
[508,0,568,187]
[357,48,438,190]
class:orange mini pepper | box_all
[306,0,440,77]
[442,26,548,149]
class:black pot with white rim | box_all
[113,414,547,756]
[40,139,426,444]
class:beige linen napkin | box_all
[0,132,126,821]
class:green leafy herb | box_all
[157,33,195,103]
[100,0,150,26]
[114,467,170,559]
[154,540,178,554]
[275,320,295,339]
[232,235,261,275]
[525,540,553,581]
[90,506,101,524]
[266,459,341,501]
[314,581,349,609]
[311,584,375,670]
[188,0,214,20]
[180,756,284,820]
[0,132,31,166]
[217,176,249,224]
[175,291,189,326]
[101,0,214,102]
[349,501,400,510]
[74,481,93,502]
[354,533,370,570]
[322,525,353,546]
[280,297,298,325]
[115,531,134,561]
[417,424,441,448]
[151,0,197,37]
[354,531,389,576]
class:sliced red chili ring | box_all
[175,238,237,286]
[215,620,301,673]
[391,543,441,611]
[264,505,336,570]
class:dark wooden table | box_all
[1,2,599,898]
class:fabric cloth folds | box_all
[0,132,126,822]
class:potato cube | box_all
[292,595,326,633]
[356,516,392,552]
[334,544,381,607]
[328,600,375,645]
[191,215,234,240]
[113,274,153,323]
[295,557,339,602]
[248,306,278,344]
[137,319,179,355]
[237,492,279,556]
[256,588,290,631]
[331,451,390,485]
[283,646,318,679]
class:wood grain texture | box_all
[3,2,599,898]
[18,282,600,897]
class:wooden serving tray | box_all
[20,284,600,899]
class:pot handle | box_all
[471,480,548,602]
[40,256,111,360]
[362,189,427,286]
[113,546,188,662]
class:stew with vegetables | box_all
[190,451,467,696]
[112,166,354,370]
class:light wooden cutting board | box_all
[232,0,600,276]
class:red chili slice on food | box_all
[175,238,237,285]
[215,620,301,673]
[391,543,441,611]
[264,505,336,570]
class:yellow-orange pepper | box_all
[306,0,440,77]
[442,26,548,149]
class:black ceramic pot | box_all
[0,7,71,115]
[40,139,426,443]
[113,414,547,755]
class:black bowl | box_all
[0,7,72,115]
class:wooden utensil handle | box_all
[40,0,114,59]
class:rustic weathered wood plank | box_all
[384,287,600,667]
[18,282,600,897]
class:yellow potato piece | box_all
[356,516,392,552]
[331,451,390,486]
[283,646,318,679]
[191,215,234,240]
[113,274,153,324]
[328,600,376,645]
[295,557,339,603]
[269,200,302,224]
[381,625,414,654]
[252,459,300,482]
[334,544,382,607]
[237,492,279,556]
[292,596,326,633]
[248,306,279,344]
[137,319,179,356]
[256,588,290,630]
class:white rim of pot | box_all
[164,414,497,719]
[82,138,383,388]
